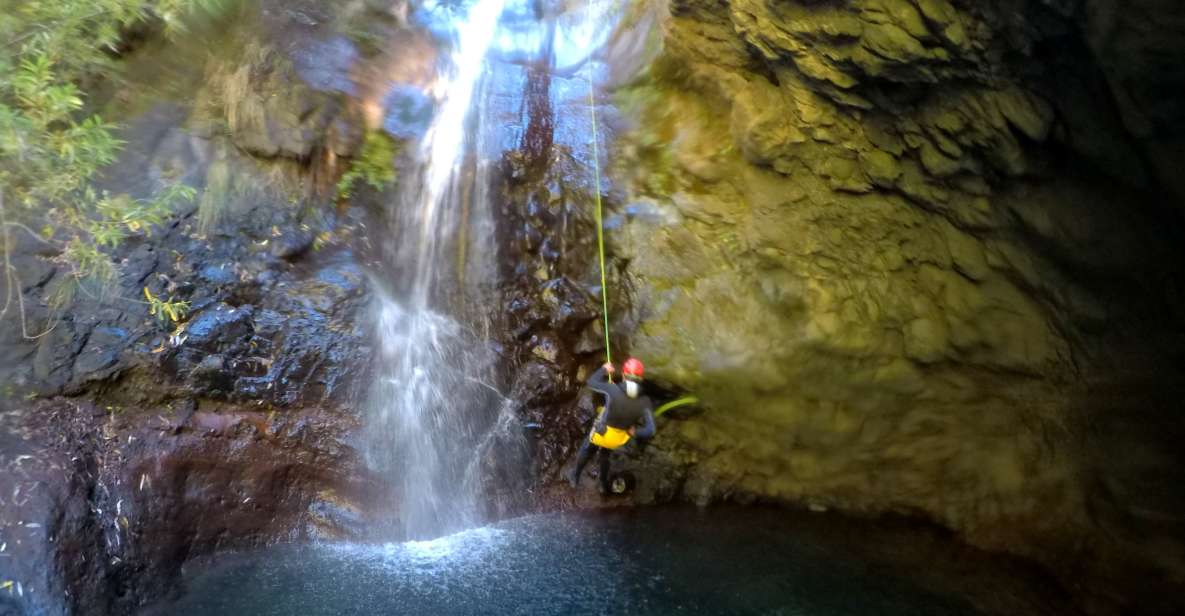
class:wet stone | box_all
[184,303,256,352]
[529,333,563,364]
[271,229,316,260]
[198,263,238,286]
[382,84,435,139]
[73,326,130,379]
[539,277,596,333]
[511,360,567,405]
[190,354,232,393]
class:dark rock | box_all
[183,303,255,352]
[0,399,369,615]
[190,354,231,392]
[522,223,543,253]
[255,269,279,287]
[11,254,55,292]
[537,237,561,263]
[573,319,606,355]
[271,229,316,260]
[73,326,131,380]
[122,242,162,285]
[527,333,563,365]
[539,277,596,333]
[292,32,358,88]
[510,360,567,406]
[381,84,434,139]
[197,263,238,286]
[506,295,548,339]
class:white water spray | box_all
[366,0,511,540]
[365,0,620,540]
[409,0,509,306]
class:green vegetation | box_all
[336,130,400,200]
[1,0,214,334]
[143,286,189,323]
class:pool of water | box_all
[146,506,1067,615]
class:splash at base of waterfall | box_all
[147,506,1068,616]
[365,293,527,539]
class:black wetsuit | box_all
[569,367,656,492]
[587,367,656,439]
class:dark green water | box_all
[142,506,1047,615]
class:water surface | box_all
[149,507,1069,615]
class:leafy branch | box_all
[143,286,189,323]
[1,1,214,337]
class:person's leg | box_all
[567,439,595,486]
[597,447,613,494]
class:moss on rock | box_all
[605,0,1185,608]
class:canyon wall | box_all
[601,0,1185,611]
[2,1,1184,613]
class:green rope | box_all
[583,2,702,419]
[586,3,611,365]
[654,396,699,418]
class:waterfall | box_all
[364,0,619,540]
[365,0,512,540]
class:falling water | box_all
[364,0,620,540]
[365,0,512,540]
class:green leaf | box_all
[2,0,215,323]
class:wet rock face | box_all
[0,5,392,611]
[0,177,374,615]
[0,161,372,410]
[604,0,1185,611]
[496,150,611,484]
[0,400,365,616]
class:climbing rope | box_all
[583,1,703,421]
[586,0,612,365]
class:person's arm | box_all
[588,364,615,434]
[593,406,609,434]
[587,364,615,397]
[633,401,656,440]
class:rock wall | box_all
[602,0,1185,612]
[0,3,398,612]
[0,398,367,616]
[0,113,375,613]
[2,0,1183,613]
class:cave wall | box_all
[607,0,1185,610]
[1083,0,1185,202]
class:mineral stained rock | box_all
[603,0,1185,612]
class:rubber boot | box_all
[568,440,595,488]
[596,448,613,495]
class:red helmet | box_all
[622,357,644,380]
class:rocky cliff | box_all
[597,0,1185,612]
[2,1,1184,614]
[0,3,390,613]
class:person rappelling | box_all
[566,358,655,493]
[563,31,676,494]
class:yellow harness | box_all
[588,407,631,450]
